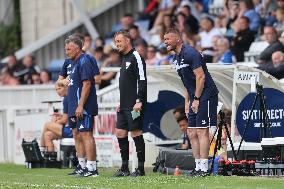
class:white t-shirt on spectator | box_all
[159,0,174,10]
[199,28,222,56]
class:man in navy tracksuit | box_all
[164,28,219,177]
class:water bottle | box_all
[174,166,180,176]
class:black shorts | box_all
[116,110,144,131]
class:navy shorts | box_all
[68,115,94,132]
[188,95,218,129]
[116,110,144,131]
[62,125,73,138]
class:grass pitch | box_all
[0,164,284,189]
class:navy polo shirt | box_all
[67,54,98,117]
[174,44,218,101]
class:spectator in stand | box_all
[198,17,223,63]
[83,34,95,55]
[94,37,105,48]
[99,49,121,89]
[156,46,174,65]
[238,0,261,33]
[272,51,284,67]
[4,54,23,78]
[279,30,284,44]
[257,26,284,64]
[146,45,159,66]
[129,25,148,47]
[31,72,41,84]
[179,5,199,35]
[263,0,278,14]
[176,12,197,46]
[274,7,284,35]
[94,47,106,69]
[278,0,284,9]
[215,38,236,64]
[158,14,175,44]
[230,16,255,62]
[212,35,222,63]
[19,55,40,84]
[253,0,263,14]
[258,51,284,79]
[0,68,19,86]
[223,0,240,39]
[120,13,150,42]
[40,69,52,84]
[134,39,148,60]
[139,0,159,29]
[152,0,176,28]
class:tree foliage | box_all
[0,0,21,59]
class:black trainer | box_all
[78,168,99,177]
[195,170,209,177]
[186,169,200,177]
[68,165,83,176]
[113,169,130,177]
[130,168,145,177]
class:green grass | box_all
[0,164,284,189]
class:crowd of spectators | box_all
[0,54,52,86]
[1,0,284,87]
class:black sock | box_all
[117,137,129,171]
[133,135,145,172]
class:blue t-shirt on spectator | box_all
[244,9,261,32]
[218,51,236,65]
[67,54,98,117]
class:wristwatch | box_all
[193,95,200,101]
[136,99,141,103]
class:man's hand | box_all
[116,104,120,112]
[75,105,83,120]
[191,100,200,113]
[133,102,142,112]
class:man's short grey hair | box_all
[65,36,83,50]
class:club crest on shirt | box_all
[79,124,84,129]
[126,62,131,69]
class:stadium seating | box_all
[244,41,269,62]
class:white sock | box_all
[195,159,201,171]
[200,159,208,172]
[78,157,86,168]
[86,160,97,171]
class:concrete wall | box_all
[20,0,80,47]
[0,0,14,26]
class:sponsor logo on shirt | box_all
[126,62,131,69]
[202,120,206,125]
